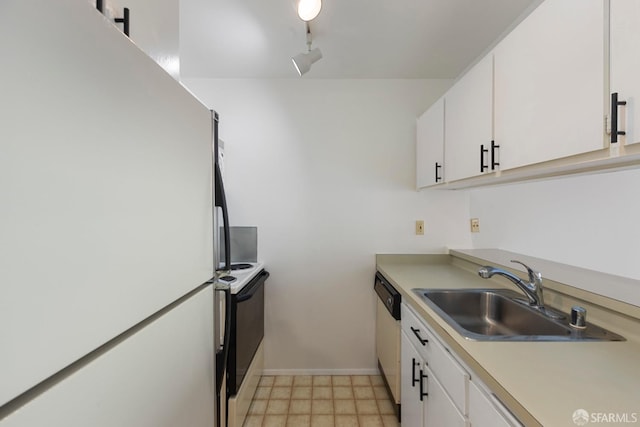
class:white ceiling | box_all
[179,0,539,79]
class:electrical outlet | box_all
[416,220,425,235]
[470,218,480,233]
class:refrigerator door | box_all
[0,0,213,406]
[1,287,215,427]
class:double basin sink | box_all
[413,288,624,341]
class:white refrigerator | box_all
[0,0,222,425]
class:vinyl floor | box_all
[243,375,400,427]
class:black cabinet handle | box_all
[435,162,442,183]
[410,327,428,345]
[419,370,429,401]
[491,140,500,170]
[96,0,103,12]
[411,358,420,387]
[480,144,488,172]
[115,7,130,37]
[611,92,627,144]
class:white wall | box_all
[183,78,471,372]
[469,169,640,303]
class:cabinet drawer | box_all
[401,304,433,361]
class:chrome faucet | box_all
[478,260,545,308]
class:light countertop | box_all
[376,250,640,427]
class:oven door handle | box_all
[235,271,270,302]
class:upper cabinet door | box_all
[494,0,606,170]
[445,55,494,182]
[610,0,640,146]
[416,97,445,188]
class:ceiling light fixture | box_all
[297,0,322,22]
[291,23,323,76]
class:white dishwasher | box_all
[374,272,401,420]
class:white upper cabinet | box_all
[416,97,445,188]
[444,55,494,182]
[610,0,640,147]
[494,0,606,170]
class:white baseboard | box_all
[262,368,380,376]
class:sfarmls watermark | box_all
[573,409,639,425]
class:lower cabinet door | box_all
[424,366,469,427]
[469,380,520,427]
[401,331,424,426]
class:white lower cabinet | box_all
[401,303,521,427]
[401,330,426,426]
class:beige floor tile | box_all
[289,400,312,415]
[355,399,378,415]
[313,376,332,386]
[334,400,357,415]
[377,399,395,415]
[312,386,332,400]
[335,414,359,427]
[254,386,272,400]
[266,399,290,415]
[312,399,334,414]
[274,376,294,386]
[271,386,293,399]
[249,376,398,427]
[264,414,288,427]
[359,415,383,426]
[293,375,313,386]
[287,414,311,427]
[370,375,385,386]
[243,414,264,427]
[332,376,352,386]
[292,386,312,399]
[353,386,375,400]
[373,386,389,400]
[332,386,354,400]
[260,376,276,387]
[351,375,371,386]
[310,415,334,427]
[248,399,268,415]
[381,414,400,427]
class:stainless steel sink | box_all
[412,288,624,341]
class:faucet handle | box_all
[510,260,542,286]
